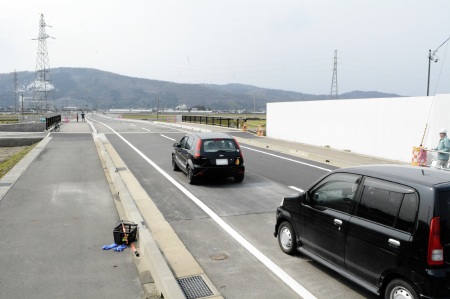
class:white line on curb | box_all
[98,120,317,299]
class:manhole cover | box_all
[211,253,228,260]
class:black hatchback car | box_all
[274,165,450,299]
[172,132,245,184]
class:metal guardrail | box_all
[182,115,247,128]
[45,115,61,130]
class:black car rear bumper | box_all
[192,165,245,178]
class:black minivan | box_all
[274,165,450,299]
[172,132,245,184]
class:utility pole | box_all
[253,94,256,118]
[427,36,450,96]
[32,14,55,114]
[13,70,18,112]
[330,50,338,99]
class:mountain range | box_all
[0,67,402,111]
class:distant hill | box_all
[0,68,402,111]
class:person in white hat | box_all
[432,128,450,168]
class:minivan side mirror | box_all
[173,142,180,148]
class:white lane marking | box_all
[98,121,317,299]
[289,186,304,193]
[240,145,332,172]
[142,128,152,132]
[160,134,176,141]
[130,124,137,127]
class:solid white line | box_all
[142,128,152,132]
[98,121,317,299]
[160,134,176,141]
[240,145,332,172]
[289,186,305,193]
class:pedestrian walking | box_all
[76,113,79,122]
[81,112,85,122]
[432,128,450,168]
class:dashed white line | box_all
[160,134,176,141]
[289,186,305,193]
[142,128,152,132]
[240,145,332,172]
[99,121,317,299]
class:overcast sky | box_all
[1,0,450,97]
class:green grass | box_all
[0,144,37,179]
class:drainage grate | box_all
[177,275,213,299]
[0,182,12,187]
[115,167,127,172]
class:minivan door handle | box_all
[333,219,343,226]
[388,238,400,247]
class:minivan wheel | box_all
[385,278,419,299]
[187,166,196,184]
[277,221,297,255]
[172,155,179,171]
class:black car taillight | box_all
[234,138,243,158]
[428,216,444,266]
[194,139,202,159]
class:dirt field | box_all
[0,146,27,163]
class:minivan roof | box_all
[336,164,450,187]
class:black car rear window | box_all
[438,191,450,243]
[202,139,238,152]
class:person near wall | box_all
[432,128,450,168]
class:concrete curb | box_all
[95,133,186,299]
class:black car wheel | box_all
[277,221,297,255]
[172,155,179,171]
[384,278,419,299]
[234,174,244,183]
[187,165,196,184]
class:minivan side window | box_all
[356,177,418,232]
[309,173,361,214]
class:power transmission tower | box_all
[32,14,55,113]
[330,50,338,99]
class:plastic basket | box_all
[113,221,137,245]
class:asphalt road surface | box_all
[90,113,377,299]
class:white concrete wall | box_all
[267,94,450,163]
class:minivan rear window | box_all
[356,177,418,233]
[202,139,238,153]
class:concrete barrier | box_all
[0,138,43,147]
[95,133,186,299]
[0,122,46,132]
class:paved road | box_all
[91,113,387,299]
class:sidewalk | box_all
[0,122,144,298]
